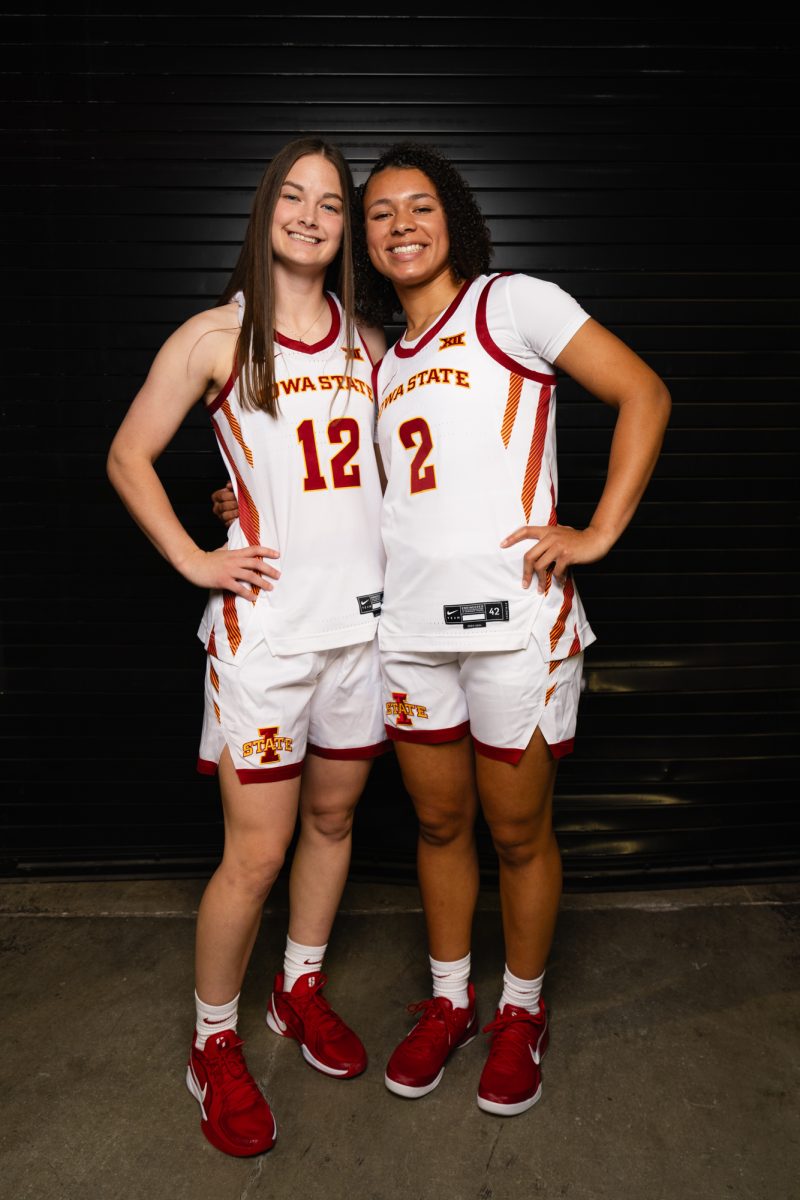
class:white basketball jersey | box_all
[374,272,596,658]
[198,292,385,660]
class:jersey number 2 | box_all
[297,418,361,491]
[399,417,436,494]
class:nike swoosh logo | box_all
[203,1017,227,1025]
[188,1064,208,1120]
[270,1000,287,1032]
[303,959,322,966]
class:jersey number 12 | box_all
[297,418,361,491]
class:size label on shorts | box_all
[357,590,384,617]
[443,600,509,629]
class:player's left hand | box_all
[212,481,239,526]
[500,524,612,592]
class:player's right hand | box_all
[177,544,280,598]
[211,481,240,526]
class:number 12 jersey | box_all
[198,291,385,663]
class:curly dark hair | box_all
[353,142,493,326]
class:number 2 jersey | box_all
[198,291,385,662]
[374,272,596,660]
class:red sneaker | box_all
[185,1030,276,1156]
[477,1001,549,1116]
[266,971,367,1078]
[384,983,478,1098]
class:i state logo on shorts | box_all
[385,692,429,727]
[242,725,294,765]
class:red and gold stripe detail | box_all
[501,372,523,447]
[206,627,218,657]
[212,425,261,551]
[221,399,254,467]
[222,592,242,656]
[567,623,582,658]
[549,576,575,653]
[547,479,557,526]
[520,385,551,521]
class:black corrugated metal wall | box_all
[2,14,798,886]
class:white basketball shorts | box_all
[198,636,388,784]
[380,638,584,764]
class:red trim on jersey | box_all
[221,398,254,466]
[275,293,340,353]
[472,736,524,765]
[356,324,376,367]
[567,623,582,657]
[308,740,392,760]
[207,366,238,417]
[222,591,242,655]
[197,757,219,776]
[501,372,523,447]
[385,720,471,745]
[213,425,261,549]
[548,477,558,526]
[521,384,551,521]
[206,627,218,657]
[393,278,473,358]
[475,274,559,384]
[371,359,382,414]
[549,576,575,653]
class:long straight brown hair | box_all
[219,138,357,417]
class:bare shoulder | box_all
[183,301,239,350]
[167,302,240,388]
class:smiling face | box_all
[363,167,454,295]
[270,153,345,272]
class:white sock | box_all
[498,965,545,1014]
[430,952,471,1010]
[195,990,239,1050]
[282,936,327,992]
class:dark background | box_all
[2,13,798,888]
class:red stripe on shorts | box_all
[471,737,525,765]
[385,720,470,745]
[472,734,576,763]
[308,740,391,760]
[197,757,304,783]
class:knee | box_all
[417,805,472,849]
[303,805,354,843]
[490,820,552,869]
[221,846,287,901]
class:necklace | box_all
[276,300,328,343]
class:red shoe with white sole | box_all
[186,1029,276,1156]
[384,983,478,1098]
[266,971,367,1078]
[477,1000,549,1116]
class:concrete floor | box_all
[1,876,798,1200]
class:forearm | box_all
[586,382,671,552]
[107,450,201,576]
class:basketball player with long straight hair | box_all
[107,138,387,1157]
